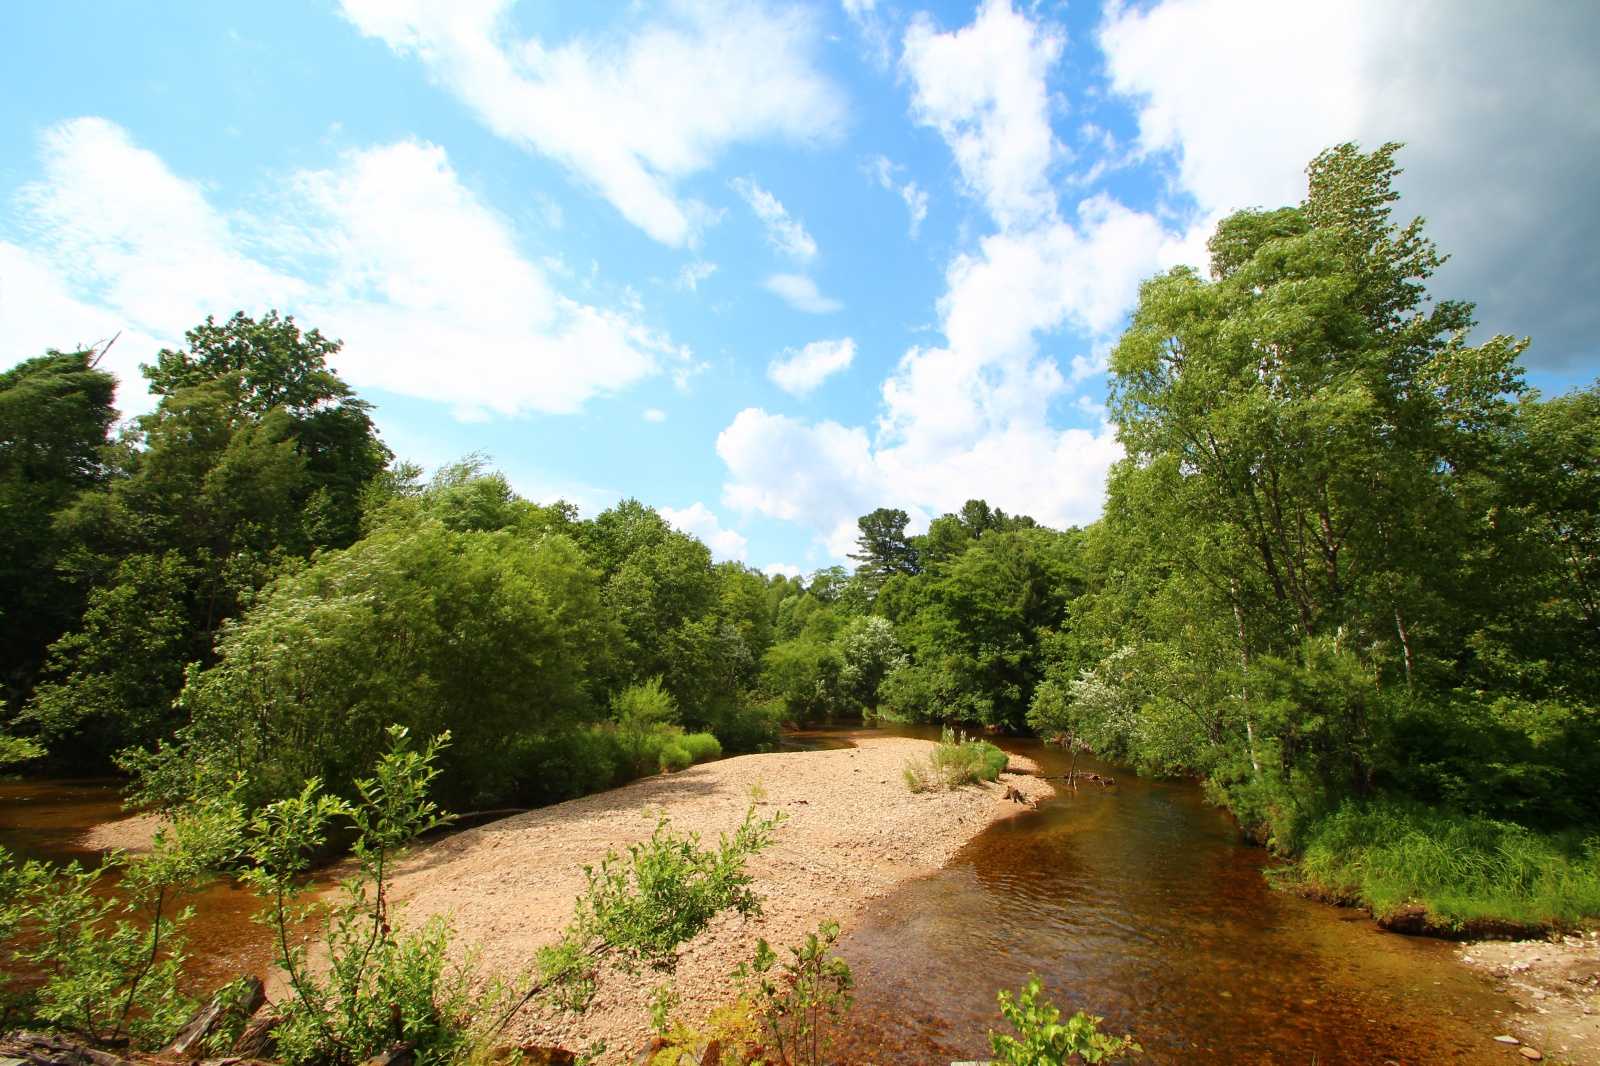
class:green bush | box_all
[658,742,694,773]
[680,732,723,764]
[988,977,1139,1064]
[570,806,785,967]
[904,728,1009,792]
[735,921,854,1066]
[1294,800,1600,930]
[0,790,243,1047]
[242,727,512,1066]
[703,700,783,753]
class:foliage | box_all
[0,349,117,712]
[988,978,1139,1065]
[19,311,387,764]
[1294,801,1600,929]
[880,527,1084,730]
[0,788,244,1046]
[537,805,786,1017]
[903,729,1008,793]
[646,998,765,1066]
[137,522,619,811]
[240,726,507,1066]
[734,921,854,1066]
[570,806,784,968]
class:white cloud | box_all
[763,273,843,314]
[761,562,802,579]
[902,0,1063,231]
[1,118,689,419]
[718,1,1157,556]
[660,501,749,562]
[1099,0,1600,370]
[643,407,667,422]
[717,408,887,556]
[731,177,817,261]
[867,155,930,237]
[768,337,855,397]
[675,259,717,291]
[339,0,846,247]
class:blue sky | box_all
[3,1,1597,576]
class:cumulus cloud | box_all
[339,0,846,247]
[643,407,667,422]
[761,562,802,579]
[1099,0,1600,371]
[768,337,855,396]
[660,501,749,562]
[764,273,843,314]
[731,177,818,261]
[1,118,689,418]
[902,0,1063,231]
[718,0,1163,556]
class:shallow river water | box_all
[829,728,1517,1064]
[1,734,1520,1064]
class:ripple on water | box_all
[827,727,1512,1065]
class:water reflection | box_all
[831,729,1511,1065]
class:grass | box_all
[1292,800,1600,931]
[904,728,1010,792]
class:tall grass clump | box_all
[1295,800,1600,930]
[904,728,1009,792]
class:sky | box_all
[3,1,1597,577]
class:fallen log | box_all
[230,1011,281,1060]
[0,1032,130,1066]
[164,978,265,1060]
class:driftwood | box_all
[229,1012,281,1061]
[164,979,265,1060]
[0,1032,130,1066]
[1050,771,1115,788]
[1002,785,1036,808]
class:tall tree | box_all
[849,507,921,590]
[0,350,118,709]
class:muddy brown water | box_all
[2,735,1520,1063]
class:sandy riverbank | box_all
[1457,933,1600,1064]
[384,734,1052,1060]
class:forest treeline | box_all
[2,143,1597,922]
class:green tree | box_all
[0,350,117,709]
[26,313,389,765]
[848,507,921,591]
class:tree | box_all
[1087,141,1558,838]
[848,507,921,590]
[0,350,117,708]
[26,313,389,765]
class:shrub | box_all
[703,700,783,753]
[572,807,785,967]
[904,728,1009,792]
[988,977,1139,1064]
[658,742,694,773]
[736,921,854,1066]
[680,732,723,764]
[242,726,512,1066]
[1294,800,1600,929]
[0,787,243,1046]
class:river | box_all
[1,733,1518,1063]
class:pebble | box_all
[1494,1035,1520,1044]
[1518,1047,1543,1061]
